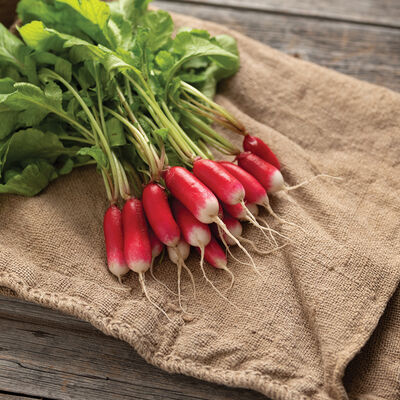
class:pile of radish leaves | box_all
[0,0,239,198]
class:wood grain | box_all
[159,0,400,28]
[155,0,400,92]
[0,297,265,400]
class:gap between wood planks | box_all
[156,0,400,29]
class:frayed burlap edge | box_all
[2,270,398,400]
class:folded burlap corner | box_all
[0,13,399,400]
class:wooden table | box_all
[1,1,399,399]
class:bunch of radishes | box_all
[103,133,296,307]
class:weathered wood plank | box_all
[155,0,400,92]
[161,0,400,28]
[0,297,265,400]
[0,393,46,400]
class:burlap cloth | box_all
[1,12,399,400]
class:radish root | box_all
[217,224,254,268]
[214,216,261,276]
[199,247,242,311]
[261,198,306,234]
[150,259,179,297]
[138,273,172,322]
[239,237,289,255]
[284,174,343,192]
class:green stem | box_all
[58,135,92,144]
[181,81,245,132]
[182,112,239,155]
[42,69,120,199]
[104,106,159,178]
[160,100,208,160]
[124,74,197,161]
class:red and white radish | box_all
[192,158,245,205]
[243,135,281,170]
[164,166,219,224]
[103,205,129,282]
[237,152,284,193]
[218,160,293,229]
[164,166,258,273]
[171,199,211,249]
[143,182,180,247]
[123,198,169,318]
[122,198,152,273]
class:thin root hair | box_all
[138,272,172,322]
[214,216,261,276]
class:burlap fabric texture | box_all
[0,12,399,400]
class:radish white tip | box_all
[129,259,151,273]
[109,263,130,279]
[269,170,285,193]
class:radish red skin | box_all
[122,198,152,273]
[171,199,211,248]
[237,152,284,193]
[243,135,281,170]
[193,158,245,205]
[218,161,267,204]
[164,166,219,224]
[149,228,163,259]
[197,236,227,269]
[143,183,180,247]
[222,202,246,220]
[103,205,129,278]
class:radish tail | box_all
[255,216,278,246]
[199,247,242,311]
[214,217,260,276]
[138,273,172,322]
[261,199,306,234]
[217,224,254,268]
[176,262,185,313]
[221,266,235,291]
[181,262,197,300]
[242,203,285,243]
[239,237,289,255]
[150,259,179,297]
[285,174,343,191]
[175,245,196,300]
[255,217,292,242]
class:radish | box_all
[123,198,169,318]
[143,182,180,247]
[123,198,152,273]
[164,166,219,224]
[164,166,258,273]
[171,199,211,249]
[237,152,284,193]
[243,135,280,170]
[192,158,245,205]
[218,160,293,229]
[237,152,336,195]
[167,238,195,309]
[103,205,129,282]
